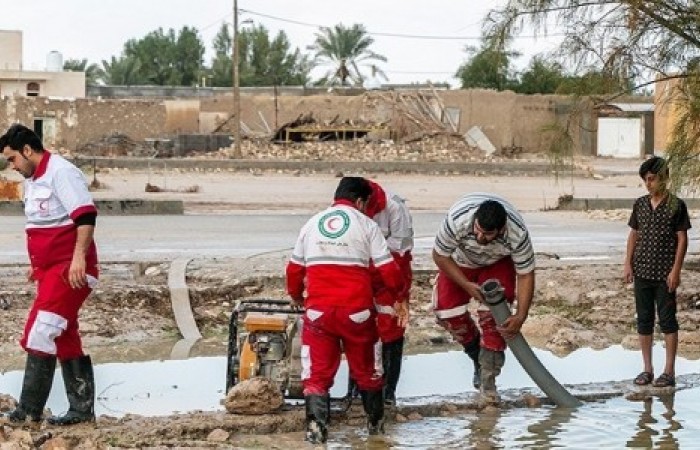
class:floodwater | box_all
[1,343,699,447]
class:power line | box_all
[240,8,566,40]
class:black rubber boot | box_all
[304,394,330,444]
[346,377,359,400]
[382,337,404,405]
[463,333,481,390]
[360,389,385,435]
[5,353,56,423]
[47,355,95,425]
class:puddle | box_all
[1,344,698,419]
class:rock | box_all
[207,429,230,442]
[144,267,161,277]
[407,412,423,421]
[224,377,284,415]
[395,413,408,423]
[522,394,541,408]
[40,436,69,450]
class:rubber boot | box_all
[462,333,481,390]
[4,353,56,423]
[360,389,385,435]
[346,377,359,400]
[382,337,404,406]
[47,355,95,425]
[304,394,330,444]
[479,349,505,400]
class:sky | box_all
[1,0,562,87]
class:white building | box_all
[0,30,85,98]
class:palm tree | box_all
[63,58,103,86]
[309,23,387,87]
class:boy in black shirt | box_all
[624,156,691,388]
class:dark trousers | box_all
[634,277,679,335]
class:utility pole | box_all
[232,0,242,158]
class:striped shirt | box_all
[433,193,535,274]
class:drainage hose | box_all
[480,279,582,408]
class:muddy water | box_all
[1,344,699,447]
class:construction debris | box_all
[272,112,387,143]
[145,183,200,193]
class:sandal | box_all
[653,373,676,387]
[634,371,654,386]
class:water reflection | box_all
[626,394,681,449]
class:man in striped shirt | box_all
[432,193,535,398]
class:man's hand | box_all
[465,281,484,303]
[26,267,35,282]
[68,258,87,289]
[290,296,304,308]
[623,263,633,284]
[394,301,409,328]
[497,314,526,340]
[667,269,681,293]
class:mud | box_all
[1,253,700,447]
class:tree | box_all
[63,58,102,86]
[122,26,205,86]
[208,24,310,87]
[455,41,518,90]
[485,1,700,188]
[210,23,233,87]
[99,55,145,86]
[515,57,565,94]
[309,23,387,86]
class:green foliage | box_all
[100,55,146,86]
[210,24,233,87]
[63,58,103,86]
[209,24,309,87]
[120,26,205,86]
[666,70,700,193]
[514,57,564,94]
[455,42,518,90]
[309,23,387,86]
[485,1,700,188]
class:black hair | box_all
[334,176,373,202]
[0,124,44,153]
[639,156,668,179]
[475,200,507,231]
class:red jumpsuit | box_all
[21,152,99,360]
[364,181,414,343]
[286,200,403,395]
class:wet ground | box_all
[1,168,700,447]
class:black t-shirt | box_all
[629,194,692,280]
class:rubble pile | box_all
[74,133,155,157]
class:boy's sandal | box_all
[653,373,676,387]
[634,371,654,385]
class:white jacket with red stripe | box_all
[286,200,403,310]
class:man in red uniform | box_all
[363,180,413,405]
[1,124,98,425]
[286,177,404,444]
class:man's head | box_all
[473,199,507,245]
[334,176,373,212]
[638,156,668,195]
[0,124,45,179]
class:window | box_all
[26,82,40,97]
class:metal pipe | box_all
[480,279,582,408]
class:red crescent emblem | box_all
[39,200,48,211]
[327,217,339,230]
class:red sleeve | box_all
[375,260,404,306]
[286,261,306,302]
[392,251,413,302]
